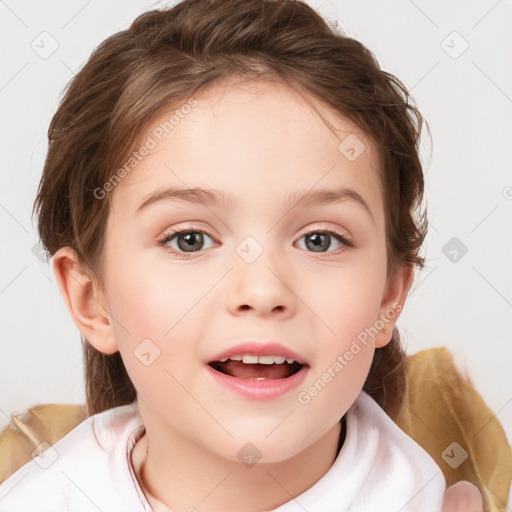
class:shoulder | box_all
[0,401,146,512]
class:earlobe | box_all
[374,264,414,348]
[52,247,118,355]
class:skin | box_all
[442,481,484,512]
[52,78,458,512]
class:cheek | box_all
[109,263,205,408]
[106,248,212,337]
[297,283,379,434]
[295,328,375,449]
[299,254,387,342]
[105,253,223,391]
[294,248,386,415]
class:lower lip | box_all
[205,364,309,400]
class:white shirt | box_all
[0,391,445,511]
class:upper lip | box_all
[207,341,308,366]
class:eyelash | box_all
[157,226,355,259]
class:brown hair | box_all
[33,0,428,420]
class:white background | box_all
[1,0,511,469]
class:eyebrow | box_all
[134,185,374,222]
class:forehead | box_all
[108,79,383,222]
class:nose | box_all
[225,245,297,319]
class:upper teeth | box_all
[218,355,295,365]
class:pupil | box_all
[306,232,329,252]
[178,232,203,252]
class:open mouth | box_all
[208,357,305,380]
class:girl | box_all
[0,0,491,510]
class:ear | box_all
[52,246,118,355]
[373,264,414,349]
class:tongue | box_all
[221,361,294,379]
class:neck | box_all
[132,412,344,512]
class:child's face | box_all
[91,80,409,461]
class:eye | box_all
[295,229,354,254]
[157,226,354,258]
[158,228,217,257]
